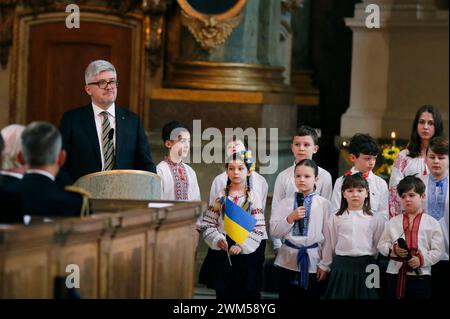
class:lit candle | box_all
[391,131,396,147]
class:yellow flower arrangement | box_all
[375,144,401,182]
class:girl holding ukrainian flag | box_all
[197,150,268,299]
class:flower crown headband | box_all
[238,150,256,176]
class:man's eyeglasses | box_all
[88,80,119,89]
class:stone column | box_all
[341,0,449,139]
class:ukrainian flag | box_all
[224,197,257,245]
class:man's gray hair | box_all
[84,60,116,84]
[22,122,62,166]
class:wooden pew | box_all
[0,200,203,299]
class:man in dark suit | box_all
[59,60,156,183]
[12,122,85,218]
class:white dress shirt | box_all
[320,209,386,272]
[92,103,116,170]
[0,171,23,179]
[330,167,389,220]
[26,169,55,181]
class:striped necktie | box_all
[101,111,115,171]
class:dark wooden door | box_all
[27,21,132,126]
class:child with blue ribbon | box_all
[270,159,330,299]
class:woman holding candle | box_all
[388,105,444,218]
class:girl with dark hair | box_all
[389,105,444,218]
[270,159,330,299]
[209,136,268,212]
[197,150,267,299]
[321,173,386,299]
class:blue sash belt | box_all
[284,239,319,289]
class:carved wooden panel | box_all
[153,221,196,298]
[106,233,146,298]
[2,250,51,298]
[57,242,99,298]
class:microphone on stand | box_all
[297,192,305,234]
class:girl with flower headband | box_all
[209,136,268,212]
[270,159,330,299]
[321,173,386,299]
[197,149,268,299]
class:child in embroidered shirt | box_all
[156,121,200,201]
[198,150,267,299]
[424,137,448,299]
[270,159,330,299]
[209,136,268,211]
[378,175,444,299]
[271,126,333,254]
[321,173,386,299]
[389,105,444,218]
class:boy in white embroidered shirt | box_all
[377,175,444,299]
[156,121,201,201]
[423,136,449,299]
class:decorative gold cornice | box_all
[177,0,246,52]
[165,60,294,93]
[180,11,241,52]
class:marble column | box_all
[341,0,449,139]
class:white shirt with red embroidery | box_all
[197,190,268,254]
[388,149,429,218]
[377,213,444,275]
[157,159,201,201]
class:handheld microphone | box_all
[397,238,422,276]
[296,192,304,234]
[108,128,114,140]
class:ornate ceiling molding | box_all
[177,0,246,52]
